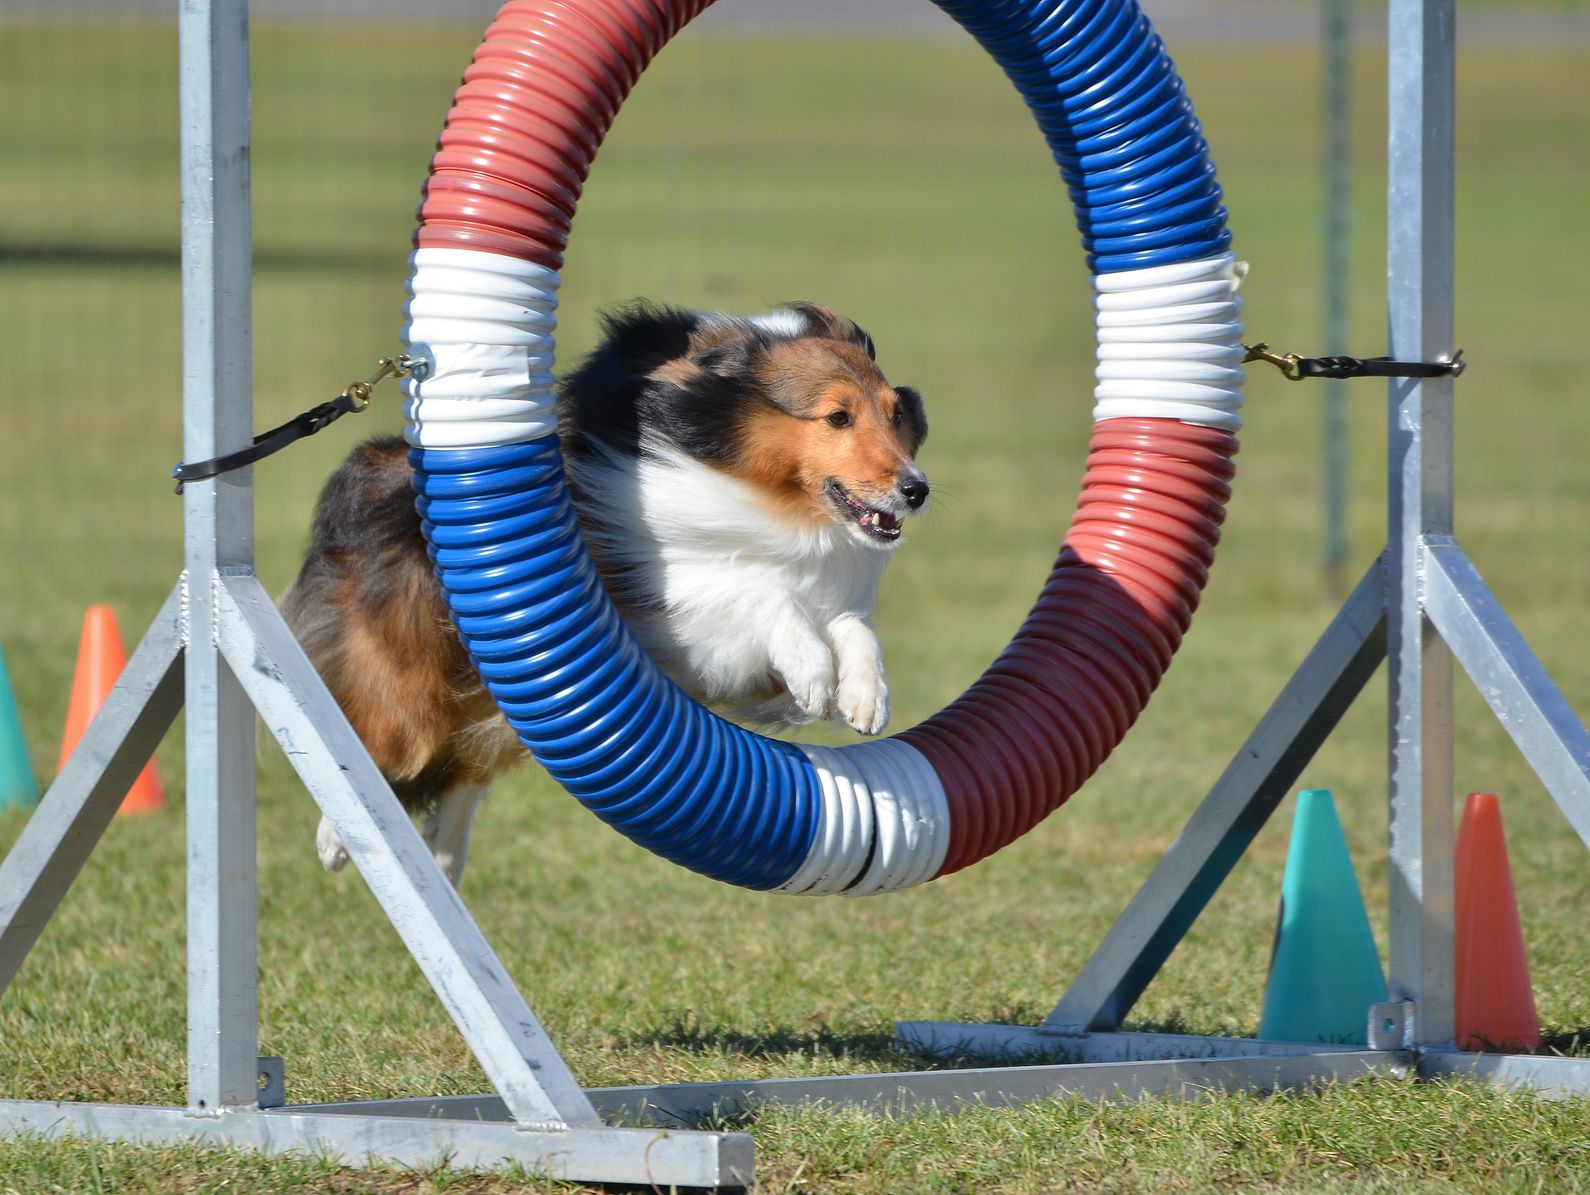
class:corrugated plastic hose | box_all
[402,0,1243,893]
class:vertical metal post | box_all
[179,0,261,1110]
[1385,0,1457,1048]
[1321,0,1352,597]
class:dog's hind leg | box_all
[423,780,488,887]
[313,780,483,885]
[316,815,351,873]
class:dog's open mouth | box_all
[825,480,902,542]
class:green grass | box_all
[2,15,1589,1194]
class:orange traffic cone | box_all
[1455,792,1539,1052]
[58,606,164,813]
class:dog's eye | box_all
[826,410,851,428]
[891,407,903,427]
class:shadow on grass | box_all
[623,1017,1094,1076]
[2,240,394,273]
[1535,1028,1589,1057]
[626,1019,914,1067]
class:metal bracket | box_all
[257,1056,285,1110]
[1367,1000,1417,1052]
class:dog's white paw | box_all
[316,815,350,873]
[774,641,836,723]
[827,615,889,735]
[837,668,890,736]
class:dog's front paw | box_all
[837,667,890,736]
[773,640,836,723]
[827,615,889,735]
[316,815,350,873]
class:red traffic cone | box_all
[58,606,164,814]
[1455,792,1539,1052]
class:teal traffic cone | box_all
[1258,788,1387,1044]
[0,638,40,811]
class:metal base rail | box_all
[0,1050,1390,1187]
[1,0,1586,1190]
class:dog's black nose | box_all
[899,473,930,510]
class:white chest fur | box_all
[567,443,894,732]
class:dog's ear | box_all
[689,329,770,378]
[781,302,876,359]
[893,385,928,450]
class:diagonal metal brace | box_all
[1045,556,1388,1033]
[0,585,186,996]
[211,573,601,1131]
[1423,539,1590,850]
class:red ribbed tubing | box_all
[415,1,1241,881]
[418,0,714,267]
[900,420,1237,877]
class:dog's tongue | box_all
[861,509,900,534]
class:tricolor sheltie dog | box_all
[283,302,929,885]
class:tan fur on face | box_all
[727,340,920,526]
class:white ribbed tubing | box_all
[402,247,562,449]
[1090,251,1246,430]
[782,739,952,897]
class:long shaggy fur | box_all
[283,301,928,884]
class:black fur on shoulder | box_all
[556,302,753,464]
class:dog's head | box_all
[559,301,929,547]
[684,303,929,547]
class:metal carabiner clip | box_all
[343,354,417,410]
[1242,342,1304,381]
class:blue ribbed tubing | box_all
[410,0,1231,890]
[413,440,820,890]
[936,0,1230,271]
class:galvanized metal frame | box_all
[0,2,746,1186]
[1,0,1585,1189]
[903,0,1590,1095]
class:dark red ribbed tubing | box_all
[899,420,1236,876]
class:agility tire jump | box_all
[402,0,1243,895]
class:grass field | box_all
[2,13,1588,1194]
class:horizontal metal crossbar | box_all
[0,1099,752,1188]
[895,1023,1382,1063]
[280,1050,1397,1128]
[1415,1050,1590,1098]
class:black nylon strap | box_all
[172,392,366,493]
[1243,342,1465,383]
[1292,354,1460,380]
